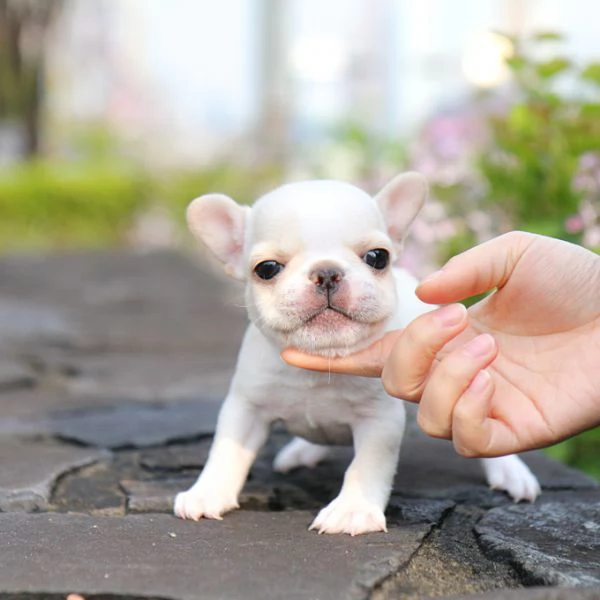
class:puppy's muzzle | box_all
[309,265,344,295]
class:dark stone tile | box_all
[139,440,213,472]
[476,497,600,587]
[41,399,220,449]
[121,478,192,514]
[0,439,109,513]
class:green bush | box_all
[478,31,600,239]
[0,161,149,250]
[544,428,600,481]
[0,160,283,251]
[158,162,283,225]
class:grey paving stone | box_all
[0,299,76,347]
[0,388,106,426]
[476,498,600,587]
[0,439,109,512]
[0,359,35,390]
[46,399,221,449]
[59,352,235,401]
[0,512,431,600]
[0,250,247,353]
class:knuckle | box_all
[453,440,478,458]
[416,409,448,439]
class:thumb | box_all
[416,231,535,305]
[281,330,404,377]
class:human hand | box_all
[282,232,600,457]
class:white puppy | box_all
[174,173,540,535]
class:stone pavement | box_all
[0,249,598,600]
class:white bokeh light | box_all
[462,31,514,88]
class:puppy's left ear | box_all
[375,172,428,243]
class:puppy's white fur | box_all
[174,173,540,535]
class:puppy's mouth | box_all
[305,305,353,324]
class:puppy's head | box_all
[187,173,427,357]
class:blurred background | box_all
[1,0,598,476]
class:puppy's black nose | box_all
[310,267,344,294]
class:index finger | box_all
[281,330,404,377]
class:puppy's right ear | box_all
[186,194,250,280]
[375,172,428,244]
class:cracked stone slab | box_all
[449,588,600,600]
[0,439,109,512]
[0,512,431,600]
[387,495,455,525]
[45,399,221,449]
[476,498,600,587]
[123,477,331,515]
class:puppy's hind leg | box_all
[480,455,541,502]
[273,437,331,473]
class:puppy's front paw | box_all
[173,488,239,521]
[482,456,541,502]
[309,495,387,536]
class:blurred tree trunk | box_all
[255,0,290,162]
[0,0,63,158]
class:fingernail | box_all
[469,369,491,393]
[434,303,467,327]
[463,334,495,358]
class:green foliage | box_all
[0,159,283,251]
[478,31,600,237]
[328,120,408,180]
[0,161,149,250]
[158,162,283,225]
[544,428,600,481]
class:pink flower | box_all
[565,214,584,234]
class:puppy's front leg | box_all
[310,404,405,536]
[174,395,270,521]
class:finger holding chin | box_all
[416,334,498,440]
[280,330,403,377]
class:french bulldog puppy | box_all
[174,173,540,535]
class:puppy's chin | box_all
[260,310,388,358]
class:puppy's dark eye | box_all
[363,249,390,270]
[254,260,285,280]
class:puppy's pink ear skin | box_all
[375,172,428,243]
[186,194,250,280]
